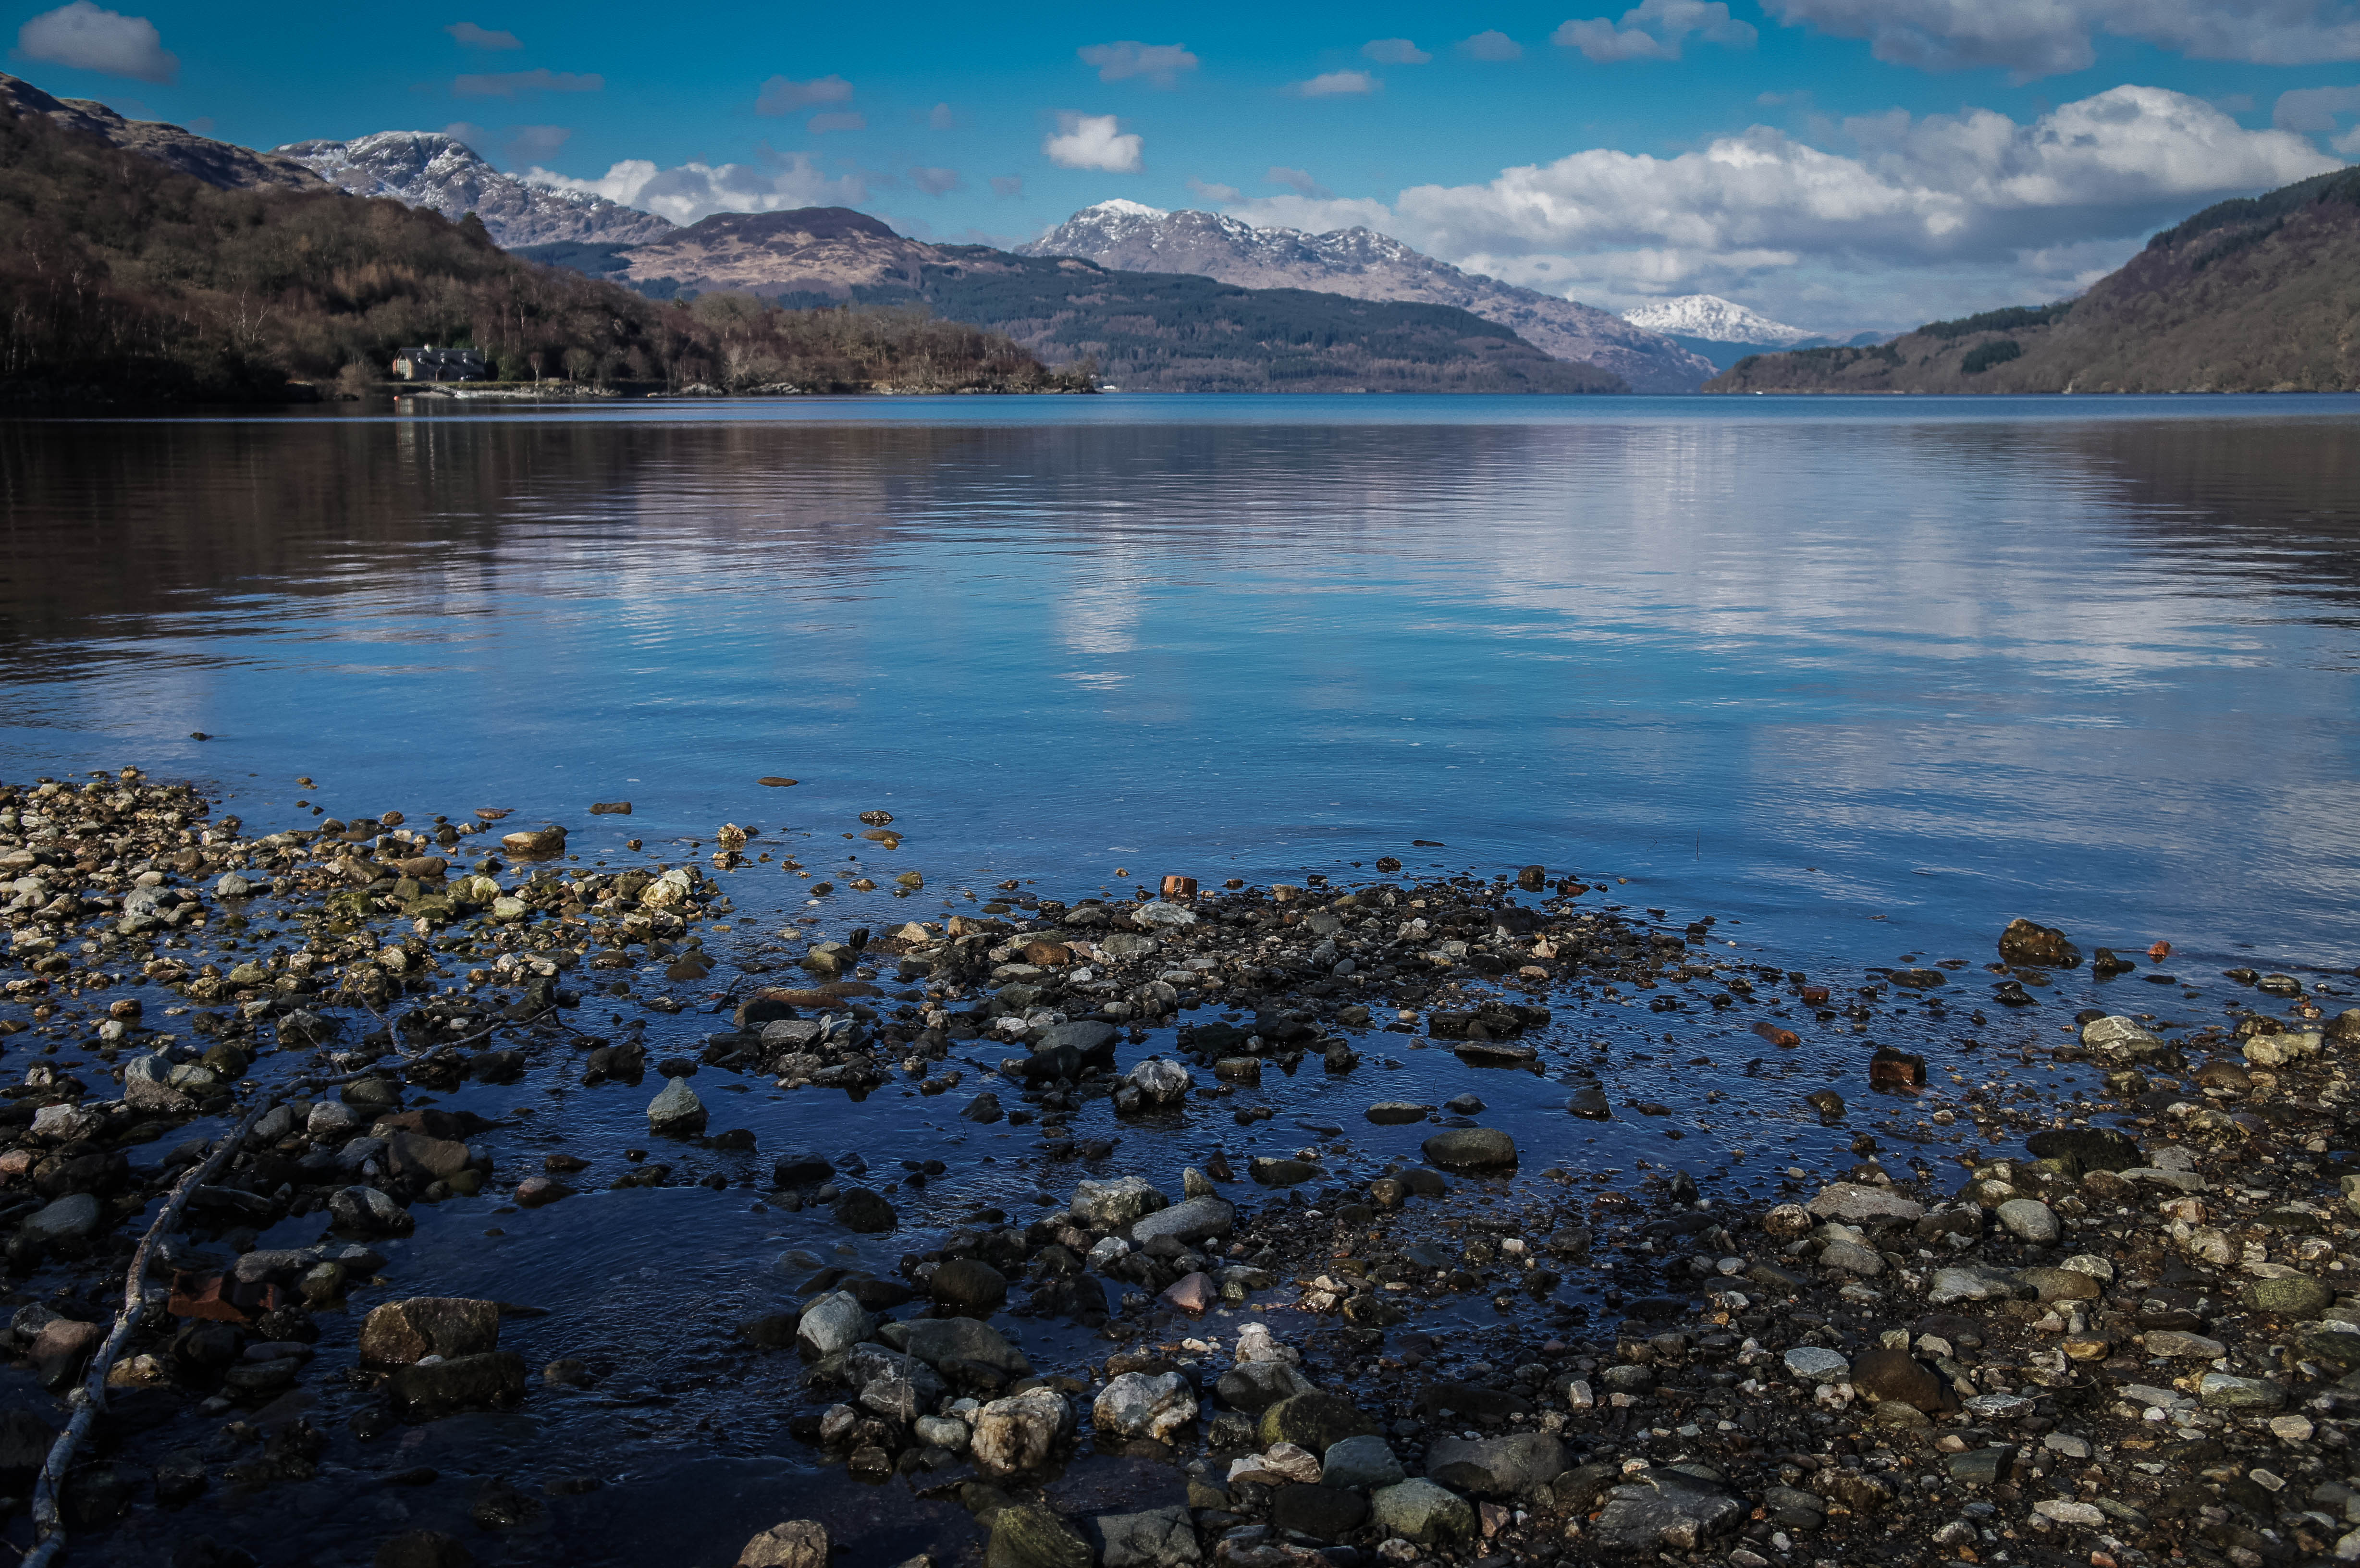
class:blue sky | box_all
[10,1,2360,330]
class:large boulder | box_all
[384,1352,527,1421]
[1257,1392,1377,1453]
[930,1259,1009,1314]
[737,1521,826,1568]
[1072,1176,1168,1229]
[1421,1128,1516,1172]
[1128,1196,1233,1246]
[1998,918,2080,968]
[1590,1468,1744,1553]
[330,1185,414,1236]
[1805,1183,1923,1224]
[1424,1432,1568,1499]
[971,1386,1074,1476]
[1369,1479,1475,1544]
[833,1188,898,1233]
[21,1194,103,1244]
[646,1079,707,1137]
[1093,1371,1197,1442]
[796,1291,873,1359]
[1322,1434,1407,1491]
[888,1317,1033,1385]
[987,1504,1092,1568]
[1095,1506,1201,1568]
[359,1298,500,1366]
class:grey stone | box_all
[1929,1265,2022,1305]
[1072,1176,1169,1228]
[1123,1059,1192,1104]
[1094,1372,1196,1442]
[1096,1506,1201,1568]
[1423,1432,1567,1499]
[972,1386,1074,1477]
[833,1188,897,1233]
[123,1052,197,1113]
[1322,1433,1407,1491]
[21,1194,102,1244]
[646,1079,707,1137]
[1037,1020,1118,1060]
[1216,1360,1315,1413]
[330,1184,413,1236]
[1128,1196,1233,1246]
[1818,1240,1883,1275]
[1995,1199,2060,1244]
[797,1291,873,1358]
[2197,1372,2285,1410]
[1782,1347,1849,1382]
[1806,1182,1923,1224]
[1369,1478,1475,1544]
[1590,1468,1744,1553]
[888,1316,1033,1382]
[2241,1274,2332,1318]
[359,1298,499,1365]
[737,1521,827,1568]
[1421,1127,1516,1171]
[384,1351,527,1420]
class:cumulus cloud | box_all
[1266,165,1332,197]
[1211,83,2338,324]
[2274,83,2360,133]
[1554,0,1757,62]
[1363,37,1432,63]
[1078,41,1199,86]
[990,174,1024,197]
[755,74,853,115]
[1295,69,1378,96]
[928,102,957,130]
[453,68,601,97]
[445,21,520,49]
[1459,28,1525,59]
[503,123,571,161]
[1765,0,2360,77]
[909,165,963,195]
[1043,112,1142,172]
[525,154,864,226]
[16,1,175,82]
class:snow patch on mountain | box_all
[273,132,673,248]
[1622,295,1815,347]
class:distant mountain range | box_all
[273,132,673,247]
[520,211,1626,393]
[1708,168,2360,394]
[0,72,321,193]
[1019,200,1711,392]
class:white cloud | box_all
[453,68,601,98]
[1187,175,1244,202]
[445,21,520,50]
[1266,165,1332,197]
[16,1,175,83]
[526,154,865,226]
[1212,83,2338,326]
[1459,29,1525,59]
[2275,83,2360,133]
[755,74,853,115]
[504,123,571,161]
[1766,0,2360,77]
[1043,112,1143,172]
[928,102,957,130]
[1295,69,1378,96]
[2338,125,2360,154]
[1078,41,1199,87]
[1554,0,1757,63]
[1363,37,1432,63]
[909,165,963,195]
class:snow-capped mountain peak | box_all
[1621,294,1814,347]
[1019,203,1717,391]
[272,131,672,248]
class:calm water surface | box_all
[4,393,2357,969]
[4,392,2360,1565]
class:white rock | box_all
[1094,1371,1198,1442]
[1806,1183,1923,1224]
[2034,1499,2104,1528]
[1782,1347,1849,1382]
[796,1291,873,1359]
[1996,1198,2060,1244]
[971,1386,1073,1476]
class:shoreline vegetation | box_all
[0,103,1093,407]
[6,769,2360,1568]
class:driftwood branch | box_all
[24,1066,370,1568]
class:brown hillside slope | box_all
[1707,168,2360,394]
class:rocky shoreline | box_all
[2,771,2358,1568]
